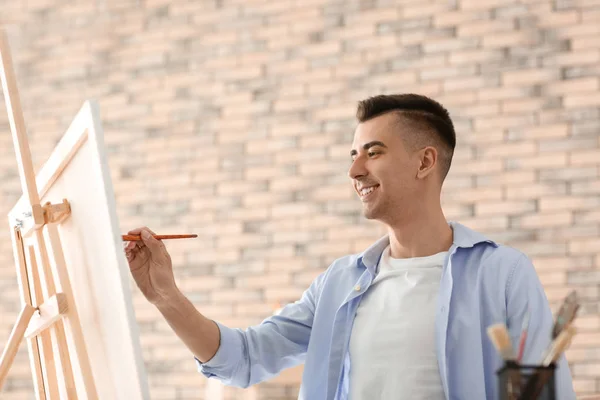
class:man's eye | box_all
[368,152,378,157]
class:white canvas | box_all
[8,101,150,399]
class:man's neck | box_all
[386,210,453,259]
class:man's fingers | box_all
[127,226,157,236]
[126,227,157,252]
[140,229,164,252]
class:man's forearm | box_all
[155,289,220,363]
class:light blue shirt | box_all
[198,222,576,399]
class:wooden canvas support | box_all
[0,28,92,398]
[1,27,149,399]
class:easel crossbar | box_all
[25,293,69,339]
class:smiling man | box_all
[125,94,576,400]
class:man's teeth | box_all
[360,187,376,196]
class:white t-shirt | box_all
[349,245,447,400]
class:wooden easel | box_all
[0,29,98,399]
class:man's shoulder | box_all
[315,252,365,288]
[483,243,529,263]
[326,253,362,275]
[453,221,529,264]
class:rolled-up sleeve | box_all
[194,269,326,388]
[196,321,244,379]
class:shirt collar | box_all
[357,221,498,272]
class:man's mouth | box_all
[358,185,379,201]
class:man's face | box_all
[349,113,419,222]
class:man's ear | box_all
[416,146,437,179]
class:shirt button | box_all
[354,285,361,292]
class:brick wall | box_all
[0,0,599,398]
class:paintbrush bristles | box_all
[542,325,576,366]
[487,323,516,360]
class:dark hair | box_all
[356,94,456,181]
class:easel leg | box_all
[0,304,36,390]
[12,228,45,398]
[25,245,61,399]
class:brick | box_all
[570,150,600,166]
[514,241,568,257]
[448,49,505,65]
[572,378,597,393]
[475,114,536,130]
[422,37,480,53]
[564,93,600,108]
[571,180,600,195]
[537,10,580,27]
[503,69,559,86]
[445,187,503,203]
[461,0,517,10]
[540,196,600,212]
[501,98,545,114]
[572,34,600,51]
[567,348,600,363]
[538,137,599,153]
[532,256,594,271]
[402,2,452,18]
[482,31,537,48]
[433,10,489,27]
[544,49,600,67]
[475,200,536,216]
[457,216,509,231]
[539,167,597,181]
[451,159,503,175]
[544,77,599,96]
[558,23,600,40]
[516,211,573,229]
[505,182,568,200]
[457,19,515,37]
[345,7,400,25]
[506,153,568,170]
[477,86,532,101]
[478,141,536,158]
[569,239,600,254]
[300,41,342,58]
[476,170,536,187]
[522,124,569,139]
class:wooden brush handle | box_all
[122,234,198,241]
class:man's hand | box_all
[124,227,178,305]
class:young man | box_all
[125,94,576,399]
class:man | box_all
[125,94,576,399]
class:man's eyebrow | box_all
[350,141,388,156]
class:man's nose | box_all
[348,158,367,180]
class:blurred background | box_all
[0,0,599,399]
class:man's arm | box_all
[154,290,220,362]
[505,254,576,400]
[125,227,323,388]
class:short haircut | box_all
[356,94,456,181]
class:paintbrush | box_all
[487,323,516,361]
[552,290,579,339]
[521,325,578,399]
[488,323,519,399]
[517,310,529,363]
[122,234,198,241]
[542,325,576,366]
